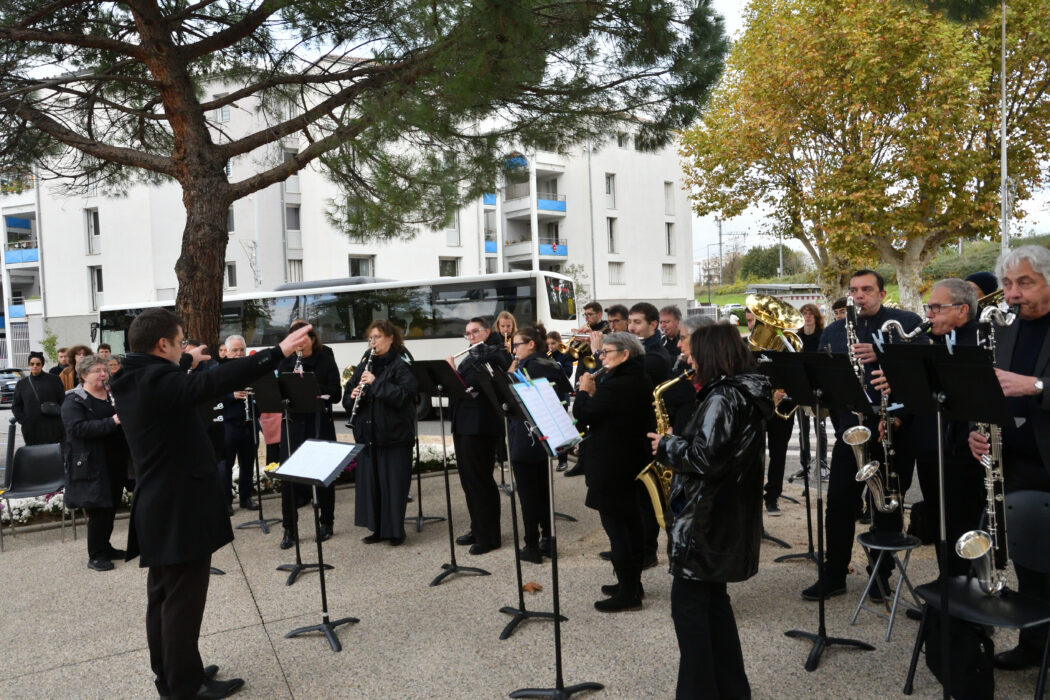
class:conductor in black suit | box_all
[110,308,312,700]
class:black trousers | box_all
[914,452,985,577]
[85,507,117,560]
[147,555,212,698]
[764,414,793,507]
[798,411,827,473]
[512,458,550,547]
[824,413,905,580]
[281,482,335,531]
[223,423,257,505]
[598,493,643,591]
[640,482,659,561]
[672,577,751,700]
[453,433,501,548]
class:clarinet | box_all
[346,347,375,430]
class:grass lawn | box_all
[695,284,902,307]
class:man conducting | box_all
[111,308,311,699]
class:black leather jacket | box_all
[657,372,773,583]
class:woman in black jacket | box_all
[507,324,568,563]
[13,351,65,445]
[278,321,342,548]
[344,320,418,546]
[650,323,773,700]
[572,331,654,611]
[61,354,130,572]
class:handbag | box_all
[923,611,995,700]
[26,377,62,416]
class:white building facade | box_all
[1,112,693,363]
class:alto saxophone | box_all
[956,304,1017,596]
[636,368,694,531]
[843,296,887,509]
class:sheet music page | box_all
[510,380,580,454]
[275,439,359,486]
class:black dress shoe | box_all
[203,665,219,681]
[87,558,114,572]
[600,582,646,599]
[905,607,924,622]
[801,577,847,601]
[994,645,1041,671]
[196,677,245,699]
[362,533,385,544]
[642,555,659,570]
[538,537,552,557]
[226,505,234,517]
[279,529,295,550]
[599,550,612,561]
[104,546,126,560]
[316,524,333,543]
[388,536,406,547]
[469,542,500,555]
[519,546,543,564]
[239,499,259,510]
[563,463,585,477]
[556,461,568,472]
[594,590,643,612]
[455,532,476,546]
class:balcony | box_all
[0,174,34,196]
[502,185,568,220]
[8,304,25,319]
[5,248,39,265]
[503,237,568,261]
[483,193,497,206]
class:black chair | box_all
[0,443,69,552]
[903,490,1050,699]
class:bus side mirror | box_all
[90,322,99,343]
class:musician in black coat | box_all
[221,335,259,511]
[446,316,511,555]
[345,320,418,546]
[109,308,311,699]
[507,324,569,563]
[277,321,343,548]
[545,331,574,471]
[969,245,1050,670]
[13,351,65,444]
[573,332,655,612]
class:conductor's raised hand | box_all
[279,324,313,357]
[187,344,210,369]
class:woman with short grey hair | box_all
[600,331,644,360]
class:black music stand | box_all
[756,351,818,566]
[274,372,330,586]
[476,363,566,640]
[403,363,446,533]
[236,373,283,534]
[880,343,1008,700]
[785,352,876,672]
[274,439,364,652]
[503,377,602,699]
[414,360,491,586]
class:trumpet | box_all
[566,334,598,370]
[452,341,485,360]
[547,342,569,358]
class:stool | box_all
[849,531,922,641]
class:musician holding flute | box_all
[446,317,511,555]
[968,245,1050,671]
[344,320,418,546]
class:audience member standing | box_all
[13,351,65,444]
[50,347,68,376]
[60,344,91,390]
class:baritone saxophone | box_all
[636,368,694,531]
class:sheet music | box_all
[274,439,360,486]
[510,380,580,455]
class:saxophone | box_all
[636,368,694,531]
[842,296,885,507]
[955,304,1017,596]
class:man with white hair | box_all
[222,335,259,511]
[969,244,1050,671]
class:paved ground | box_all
[0,426,1041,699]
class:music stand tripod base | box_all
[407,512,446,533]
[429,561,490,587]
[509,682,605,699]
[499,607,567,641]
[784,629,874,673]
[285,615,359,653]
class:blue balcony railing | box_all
[539,237,567,256]
[484,240,497,254]
[8,304,25,319]
[537,193,566,213]
[5,248,39,264]
[483,193,496,206]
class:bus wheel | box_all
[415,392,432,421]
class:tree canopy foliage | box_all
[680,0,1050,308]
[738,244,802,281]
[0,0,728,344]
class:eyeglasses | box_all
[179,340,189,347]
[601,348,621,355]
[923,303,962,314]
[463,329,484,338]
[512,341,528,348]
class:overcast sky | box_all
[690,0,1050,268]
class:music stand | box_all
[879,343,1008,700]
[414,360,491,586]
[785,352,876,672]
[236,373,282,534]
[274,439,364,652]
[756,351,818,566]
[403,364,446,533]
[476,363,566,640]
[504,377,602,699]
[274,372,329,586]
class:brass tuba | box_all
[636,369,694,531]
[745,294,803,419]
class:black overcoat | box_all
[343,351,418,447]
[61,386,129,508]
[12,372,66,444]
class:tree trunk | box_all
[174,180,232,354]
[896,251,925,313]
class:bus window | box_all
[431,280,535,336]
[306,293,354,343]
[219,301,244,345]
[544,276,575,320]
[243,295,301,347]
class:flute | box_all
[452,341,485,359]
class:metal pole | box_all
[717,216,723,286]
[1000,1,1009,254]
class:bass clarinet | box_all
[346,347,375,430]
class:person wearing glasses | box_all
[13,351,65,445]
[277,321,343,549]
[345,320,418,546]
[573,331,654,611]
[445,317,511,555]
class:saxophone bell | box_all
[956,530,1005,596]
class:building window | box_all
[286,205,302,248]
[664,181,675,215]
[617,132,629,148]
[439,257,460,277]
[348,255,374,277]
[85,208,101,254]
[662,263,677,285]
[227,207,235,234]
[607,217,617,254]
[224,262,237,290]
[284,149,300,194]
[89,265,103,311]
[609,261,625,285]
[214,93,230,123]
[604,173,616,209]
[485,257,498,274]
[445,210,460,247]
[287,259,303,283]
[665,223,675,256]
